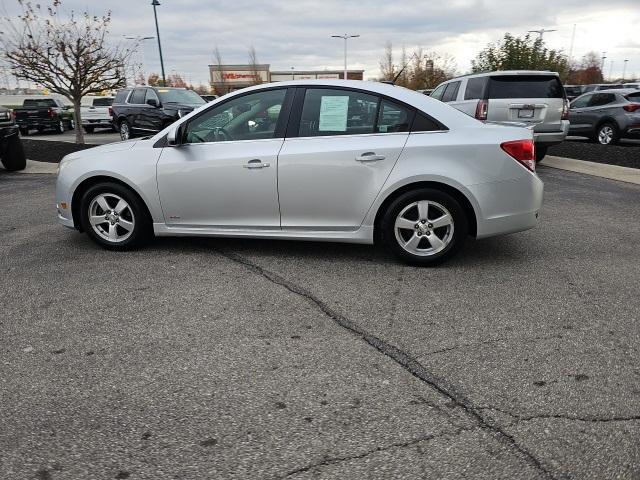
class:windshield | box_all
[156,89,206,105]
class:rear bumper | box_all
[533,121,569,147]
[469,173,544,239]
[17,119,61,129]
[82,118,112,126]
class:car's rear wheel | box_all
[381,188,468,266]
[119,120,132,140]
[19,127,28,136]
[55,120,65,134]
[0,133,27,171]
[84,126,94,134]
[80,182,152,250]
[535,145,548,162]
[595,123,619,145]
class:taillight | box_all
[108,106,113,117]
[561,99,569,120]
[501,139,536,172]
[48,108,54,118]
[623,103,640,112]
[475,99,488,121]
[11,110,16,119]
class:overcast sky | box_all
[2,0,639,86]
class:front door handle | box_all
[355,152,386,162]
[243,159,270,169]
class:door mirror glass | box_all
[146,98,159,108]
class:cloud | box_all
[1,0,638,84]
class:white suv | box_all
[431,71,569,161]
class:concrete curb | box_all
[542,155,640,185]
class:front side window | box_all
[571,95,591,108]
[431,84,447,100]
[156,88,206,106]
[299,88,378,137]
[183,89,287,143]
[145,89,160,104]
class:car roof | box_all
[444,70,560,82]
[596,88,639,94]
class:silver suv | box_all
[431,71,569,161]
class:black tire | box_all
[55,120,65,134]
[79,182,152,251]
[0,133,27,171]
[19,127,29,136]
[594,122,619,145]
[119,120,133,140]
[83,126,95,134]
[381,188,468,267]
[535,145,548,162]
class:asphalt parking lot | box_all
[1,167,639,479]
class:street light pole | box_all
[331,34,359,80]
[123,35,155,84]
[622,59,629,82]
[151,0,166,86]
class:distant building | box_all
[209,64,364,94]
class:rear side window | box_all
[589,93,616,107]
[441,81,461,102]
[626,92,640,101]
[430,84,447,100]
[92,97,113,107]
[412,112,446,132]
[128,89,146,104]
[571,95,591,108]
[376,100,413,133]
[114,90,130,104]
[299,88,379,137]
[464,77,487,100]
[488,75,563,99]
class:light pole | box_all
[123,35,154,84]
[601,52,607,73]
[608,60,614,82]
[331,34,359,80]
[622,59,629,81]
[151,0,166,86]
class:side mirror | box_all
[146,98,159,108]
[167,124,181,146]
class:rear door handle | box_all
[355,152,386,162]
[243,159,270,169]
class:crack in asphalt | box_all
[479,406,640,424]
[217,250,561,480]
[281,425,481,479]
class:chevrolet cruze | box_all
[56,80,543,266]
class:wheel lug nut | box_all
[428,223,433,228]
[417,232,422,236]
[421,220,426,224]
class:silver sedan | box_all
[56,80,543,266]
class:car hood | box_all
[61,139,137,162]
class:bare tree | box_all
[379,41,396,81]
[248,46,262,86]
[212,46,226,94]
[1,1,133,144]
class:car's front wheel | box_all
[0,133,27,171]
[381,188,468,266]
[80,182,152,250]
[595,123,619,145]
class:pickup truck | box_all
[14,98,74,135]
[0,106,26,171]
[81,96,115,133]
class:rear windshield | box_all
[92,97,113,107]
[24,98,56,107]
[488,75,564,99]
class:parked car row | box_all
[429,72,639,151]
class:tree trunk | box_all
[73,99,85,144]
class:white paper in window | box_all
[318,96,349,131]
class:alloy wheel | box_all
[598,125,614,145]
[88,193,135,243]
[394,200,454,256]
[120,122,130,140]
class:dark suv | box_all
[111,87,206,140]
